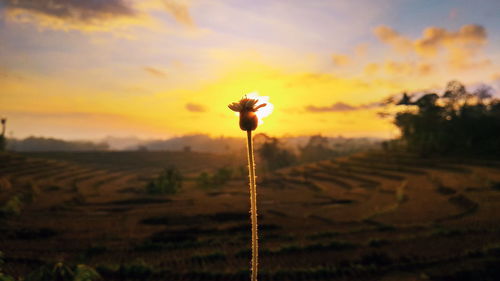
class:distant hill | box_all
[136,134,244,153]
[5,134,382,153]
[7,136,109,151]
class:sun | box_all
[246,92,274,124]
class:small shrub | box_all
[146,167,182,195]
[1,195,24,217]
[26,262,100,281]
[26,262,74,281]
[196,167,233,189]
[212,167,233,185]
[196,172,212,189]
[74,264,100,281]
[396,181,408,203]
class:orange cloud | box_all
[355,43,368,57]
[373,25,412,53]
[383,61,433,77]
[414,24,487,57]
[374,24,489,71]
[305,101,381,113]
[364,63,379,75]
[332,54,351,67]
[363,61,432,77]
[163,0,195,27]
[185,103,206,113]
[144,67,167,78]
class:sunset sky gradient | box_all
[1,0,499,140]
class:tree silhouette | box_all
[256,136,296,171]
[393,81,500,157]
[0,118,6,152]
[299,134,338,162]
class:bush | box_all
[196,167,233,189]
[146,167,182,195]
[1,195,24,217]
[25,262,100,281]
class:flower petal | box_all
[228,103,242,112]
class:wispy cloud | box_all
[331,54,350,67]
[185,103,206,112]
[305,102,381,113]
[163,0,195,27]
[143,66,167,78]
[0,0,149,33]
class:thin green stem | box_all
[246,129,258,281]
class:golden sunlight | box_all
[246,92,274,125]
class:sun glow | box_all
[247,92,274,124]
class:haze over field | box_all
[1,0,499,140]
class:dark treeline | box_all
[392,80,500,157]
[256,134,379,171]
[7,136,109,151]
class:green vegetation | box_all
[145,167,182,195]
[196,167,233,188]
[0,118,6,152]
[0,194,24,217]
[393,81,500,156]
[257,136,296,171]
[26,262,100,281]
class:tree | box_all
[257,137,296,171]
[0,118,6,152]
[299,135,337,162]
[392,81,500,157]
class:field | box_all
[1,150,500,280]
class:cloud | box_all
[355,43,368,57]
[332,54,350,67]
[305,101,381,113]
[363,61,433,77]
[414,24,487,57]
[374,24,487,57]
[1,0,136,21]
[383,61,433,76]
[143,66,167,78]
[163,0,194,27]
[373,24,489,71]
[373,25,413,53]
[185,102,205,112]
[0,0,148,32]
[364,63,379,75]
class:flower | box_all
[228,96,267,131]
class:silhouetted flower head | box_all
[1,118,5,125]
[228,96,267,131]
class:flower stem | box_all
[246,129,258,281]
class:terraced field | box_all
[1,151,500,280]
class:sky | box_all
[0,0,499,140]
